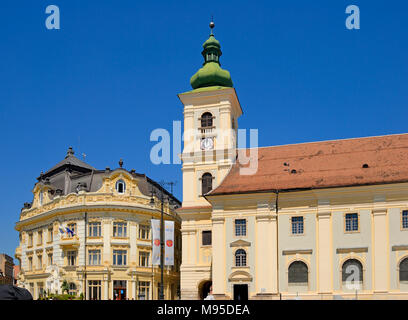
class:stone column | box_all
[211,217,226,297]
[316,211,332,294]
[372,208,389,293]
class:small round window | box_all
[115,180,126,194]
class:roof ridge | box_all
[238,132,408,151]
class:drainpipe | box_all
[275,190,280,300]
[84,211,87,299]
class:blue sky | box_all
[0,0,407,259]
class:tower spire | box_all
[189,20,233,89]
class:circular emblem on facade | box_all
[166,240,173,247]
[154,239,160,246]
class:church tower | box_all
[177,21,242,299]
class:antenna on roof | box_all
[82,153,87,161]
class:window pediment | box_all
[230,239,251,247]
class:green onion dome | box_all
[190,24,233,90]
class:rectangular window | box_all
[28,233,33,247]
[139,225,150,240]
[113,222,127,237]
[48,228,53,242]
[38,282,45,298]
[28,257,33,271]
[67,250,77,266]
[139,251,149,267]
[345,213,359,232]
[235,219,247,237]
[402,210,408,229]
[88,250,101,265]
[48,253,53,266]
[88,280,101,300]
[113,250,127,266]
[37,255,42,269]
[138,281,150,300]
[37,231,43,245]
[202,230,212,246]
[89,222,101,237]
[291,217,304,234]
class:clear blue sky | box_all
[0,0,407,260]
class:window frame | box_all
[88,221,102,237]
[88,249,101,266]
[113,222,128,238]
[291,216,304,235]
[288,260,309,285]
[115,179,126,194]
[234,248,247,267]
[202,230,212,246]
[344,213,360,233]
[399,257,408,282]
[66,250,77,266]
[200,112,214,129]
[67,223,77,238]
[113,249,127,266]
[341,258,364,284]
[138,281,150,300]
[138,224,150,240]
[401,210,408,230]
[234,219,247,237]
[201,173,213,196]
[139,251,150,267]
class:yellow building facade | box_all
[177,24,408,300]
[15,148,181,300]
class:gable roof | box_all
[208,133,408,196]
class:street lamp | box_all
[149,183,176,300]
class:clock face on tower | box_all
[201,137,214,150]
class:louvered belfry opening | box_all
[201,173,213,195]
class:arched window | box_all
[201,112,213,128]
[400,258,408,282]
[115,180,126,194]
[288,261,308,284]
[201,173,213,195]
[342,259,363,283]
[235,249,247,267]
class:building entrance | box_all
[233,284,248,301]
[113,280,127,300]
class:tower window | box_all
[200,112,213,128]
[116,180,126,194]
[201,173,213,195]
[202,230,212,246]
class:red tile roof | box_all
[209,133,408,196]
